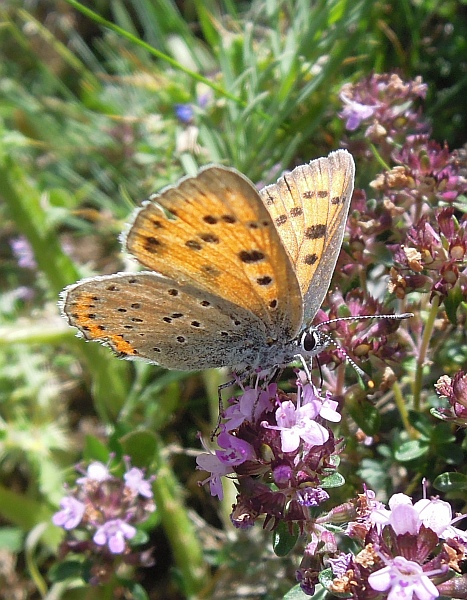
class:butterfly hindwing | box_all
[61,272,269,369]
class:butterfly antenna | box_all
[314,312,413,380]
[315,312,414,328]
[317,330,367,378]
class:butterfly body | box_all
[60,150,355,375]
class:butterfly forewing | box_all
[124,167,303,341]
[61,273,270,369]
[259,150,355,322]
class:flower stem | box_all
[393,380,416,438]
[202,369,238,527]
[153,436,210,598]
[413,295,440,411]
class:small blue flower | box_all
[175,103,194,124]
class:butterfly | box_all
[60,150,355,377]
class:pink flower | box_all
[273,400,330,452]
[76,461,111,484]
[368,556,439,600]
[264,381,339,453]
[93,519,136,554]
[223,383,276,430]
[370,492,467,541]
[52,496,85,530]
[215,431,256,466]
[196,452,232,500]
[339,94,377,130]
[196,432,255,500]
[124,467,154,499]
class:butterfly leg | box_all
[217,377,236,406]
[295,354,313,384]
[210,377,237,440]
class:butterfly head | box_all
[297,327,331,359]
[294,311,414,381]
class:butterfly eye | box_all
[300,329,322,353]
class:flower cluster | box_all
[366,134,467,304]
[388,204,467,303]
[197,372,341,531]
[197,369,467,598]
[10,236,37,270]
[435,371,467,425]
[296,488,467,598]
[53,459,155,584]
[340,72,428,157]
[338,74,467,311]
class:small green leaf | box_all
[127,582,150,600]
[445,285,463,325]
[348,401,381,436]
[0,527,23,552]
[48,560,85,582]
[318,567,334,589]
[120,430,158,468]
[320,472,345,489]
[272,521,299,557]
[434,472,467,492]
[395,440,429,462]
[0,485,52,531]
[83,435,110,463]
[436,442,464,464]
[430,423,455,445]
[407,411,433,438]
[327,454,341,468]
[130,529,150,546]
[430,407,449,421]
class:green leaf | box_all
[318,567,334,589]
[272,521,299,557]
[445,285,463,325]
[48,560,85,583]
[348,401,381,436]
[434,472,467,492]
[407,411,433,438]
[0,527,23,552]
[430,423,456,445]
[320,472,345,489]
[120,430,158,468]
[130,529,150,547]
[127,583,150,600]
[83,435,110,463]
[0,485,52,532]
[436,442,464,464]
[395,440,429,462]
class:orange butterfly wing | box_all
[124,166,303,341]
[61,272,272,369]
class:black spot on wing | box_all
[305,224,327,239]
[238,250,266,263]
[303,253,318,265]
[290,207,303,217]
[275,214,287,226]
